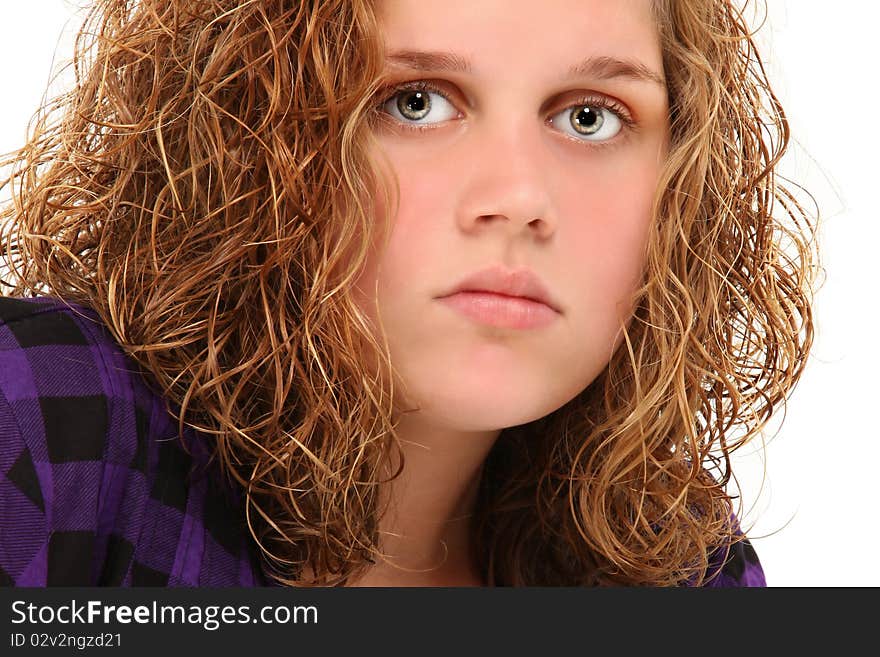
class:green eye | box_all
[396,90,431,121]
[383,85,458,125]
[552,104,623,142]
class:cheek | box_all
[562,163,656,294]
[352,168,439,318]
[370,168,446,277]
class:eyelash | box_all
[374,79,637,147]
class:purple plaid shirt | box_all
[0,296,765,587]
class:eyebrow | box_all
[385,49,666,87]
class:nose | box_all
[454,121,557,240]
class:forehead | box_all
[376,0,662,78]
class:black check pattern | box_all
[0,296,274,587]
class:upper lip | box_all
[438,265,562,313]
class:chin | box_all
[415,390,558,432]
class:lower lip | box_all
[438,292,559,329]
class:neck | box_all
[347,411,500,587]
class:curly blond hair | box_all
[0,0,820,586]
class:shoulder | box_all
[0,296,162,585]
[701,525,766,587]
[0,295,148,451]
[0,296,265,587]
[0,296,155,482]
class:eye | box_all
[380,83,459,125]
[549,102,625,143]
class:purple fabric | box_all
[0,296,765,587]
[0,296,270,586]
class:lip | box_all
[438,265,561,312]
[436,265,561,329]
[438,292,559,329]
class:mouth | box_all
[438,264,562,314]
[437,289,559,330]
[439,266,562,329]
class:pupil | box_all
[407,92,427,112]
[573,107,603,134]
[399,90,430,119]
[578,108,597,127]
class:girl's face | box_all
[355,0,669,431]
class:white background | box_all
[1,2,875,585]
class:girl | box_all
[0,0,818,587]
